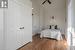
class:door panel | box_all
[0,9,3,50]
[5,0,32,50]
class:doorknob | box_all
[19,27,24,29]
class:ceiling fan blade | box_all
[48,0,51,4]
[42,0,47,4]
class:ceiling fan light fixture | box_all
[42,0,51,5]
[48,0,51,4]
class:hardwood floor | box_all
[18,34,68,50]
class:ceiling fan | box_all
[42,0,51,5]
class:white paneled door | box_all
[0,9,3,50]
[5,0,32,50]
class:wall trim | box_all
[17,42,31,50]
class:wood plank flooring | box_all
[18,34,68,50]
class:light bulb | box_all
[32,8,34,9]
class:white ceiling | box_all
[32,0,66,8]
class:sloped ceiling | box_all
[32,0,66,9]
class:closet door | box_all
[0,9,3,50]
[5,0,32,50]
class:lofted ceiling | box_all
[32,0,66,8]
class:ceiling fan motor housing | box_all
[42,0,51,5]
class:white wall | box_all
[4,0,32,50]
[32,0,40,35]
[32,0,44,35]
[43,0,66,34]
[71,0,75,28]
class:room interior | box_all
[32,0,66,36]
[18,0,75,50]
[0,0,75,50]
[31,0,67,50]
